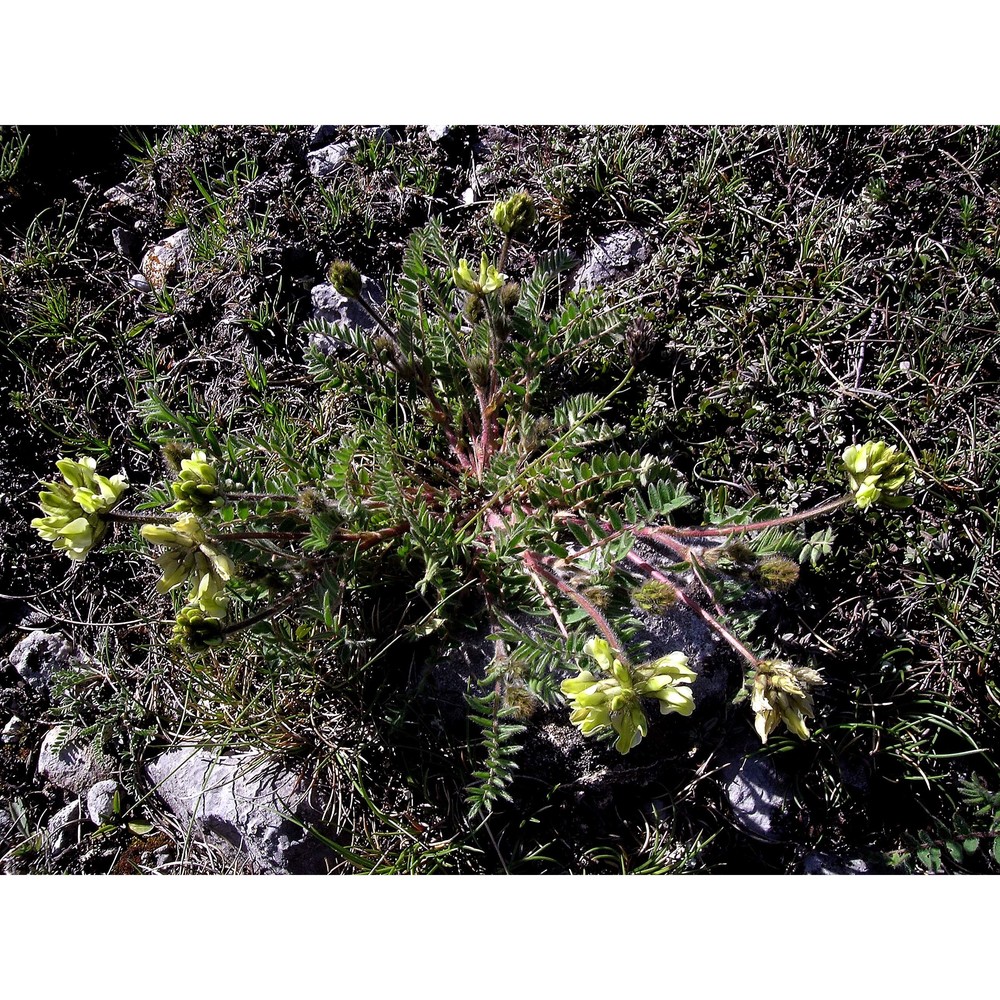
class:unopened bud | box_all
[328,260,363,299]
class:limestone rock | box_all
[722,747,793,842]
[1,716,24,744]
[801,851,891,875]
[307,142,355,179]
[145,747,334,874]
[8,630,76,695]
[573,227,656,292]
[309,125,340,149]
[37,724,116,795]
[309,276,384,356]
[45,799,84,856]
[86,779,120,825]
[139,229,190,292]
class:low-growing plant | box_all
[29,193,917,815]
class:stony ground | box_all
[1,126,997,873]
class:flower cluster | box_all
[452,252,504,295]
[491,191,536,236]
[31,458,129,562]
[560,637,696,754]
[750,659,825,743]
[843,441,913,509]
[171,605,227,652]
[166,450,219,515]
[140,513,234,632]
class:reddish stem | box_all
[623,549,761,667]
[523,550,629,663]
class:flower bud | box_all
[499,281,520,313]
[754,555,800,591]
[632,580,678,614]
[491,192,536,236]
[328,260,363,299]
[172,605,226,652]
[166,450,219,515]
[463,292,485,324]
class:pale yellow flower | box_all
[31,457,129,562]
[843,441,912,509]
[751,659,825,743]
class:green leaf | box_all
[917,846,943,872]
[128,821,155,836]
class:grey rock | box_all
[309,125,340,148]
[0,806,13,844]
[102,183,144,211]
[573,227,656,292]
[86,779,120,825]
[475,126,519,154]
[307,142,355,179]
[8,630,76,695]
[801,851,890,875]
[112,226,140,261]
[1,716,24,744]
[130,273,152,293]
[723,748,792,842]
[426,125,450,142]
[37,724,115,795]
[309,277,385,356]
[139,229,191,292]
[45,799,84,856]
[146,747,333,874]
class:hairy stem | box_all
[651,494,853,539]
[623,550,761,667]
[523,550,628,664]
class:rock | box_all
[573,227,656,292]
[1,716,24,744]
[112,225,140,261]
[722,747,793,842]
[309,125,340,149]
[801,851,891,875]
[130,273,152,293]
[145,747,334,874]
[309,276,385,356]
[8,630,76,695]
[139,228,191,292]
[37,724,115,795]
[0,806,13,847]
[86,780,120,825]
[307,142,355,179]
[426,126,450,142]
[102,183,144,211]
[45,799,84,856]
